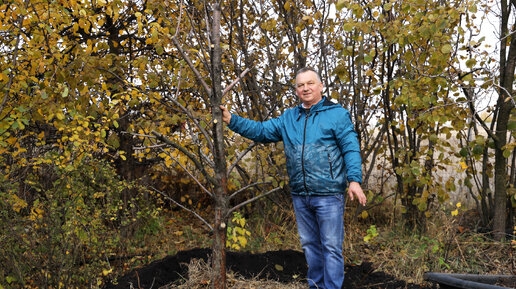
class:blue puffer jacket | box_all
[228,97,362,195]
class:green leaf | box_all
[62,86,69,98]
[465,59,476,68]
[6,276,16,284]
[503,149,511,158]
[472,145,483,155]
[384,2,392,11]
[343,22,354,32]
[336,0,347,10]
[441,44,452,54]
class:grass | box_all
[162,258,306,289]
[111,198,515,288]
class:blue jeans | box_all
[292,194,345,289]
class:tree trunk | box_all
[493,0,516,240]
[210,2,228,288]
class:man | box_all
[220,67,366,289]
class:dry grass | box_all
[162,258,305,289]
[132,198,515,288]
[342,207,515,284]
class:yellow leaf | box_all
[238,236,247,247]
[275,264,284,271]
[10,194,28,212]
[361,210,368,219]
[284,1,291,11]
[0,72,8,83]
[456,202,461,208]
[451,209,458,216]
[102,268,113,276]
[6,137,17,146]
[460,162,468,170]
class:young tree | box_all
[334,0,475,227]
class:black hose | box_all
[423,272,515,289]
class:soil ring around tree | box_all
[104,248,436,289]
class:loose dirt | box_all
[104,248,436,289]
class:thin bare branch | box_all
[228,181,272,200]
[227,142,258,176]
[162,92,214,152]
[151,186,213,231]
[171,36,212,97]
[174,0,184,38]
[226,187,282,217]
[121,131,156,138]
[133,144,166,150]
[1,16,24,115]
[157,146,213,197]
[152,130,217,185]
[222,67,252,96]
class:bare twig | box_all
[226,187,282,217]
[171,36,212,97]
[228,181,272,200]
[151,186,213,231]
[157,146,213,197]
[227,142,258,176]
[222,67,252,96]
[133,144,166,150]
[152,130,217,185]
[1,16,24,115]
[162,92,214,152]
[173,0,184,38]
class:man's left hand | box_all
[348,181,367,206]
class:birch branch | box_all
[227,142,258,176]
[228,181,272,200]
[222,68,252,96]
[151,186,213,231]
[226,187,282,217]
[1,16,24,115]
[171,36,212,97]
[152,130,217,185]
[157,146,213,198]
[162,92,214,152]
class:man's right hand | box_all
[219,105,231,125]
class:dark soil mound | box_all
[104,248,434,289]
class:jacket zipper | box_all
[301,111,309,193]
[328,153,334,179]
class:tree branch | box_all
[227,142,258,176]
[151,186,213,231]
[171,36,212,97]
[226,187,282,217]
[152,130,217,185]
[228,181,272,200]
[1,16,24,115]
[222,67,252,96]
[157,146,213,198]
[162,92,214,152]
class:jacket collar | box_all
[297,97,336,113]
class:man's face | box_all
[295,71,323,108]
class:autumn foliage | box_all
[0,0,514,288]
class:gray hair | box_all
[295,67,321,82]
